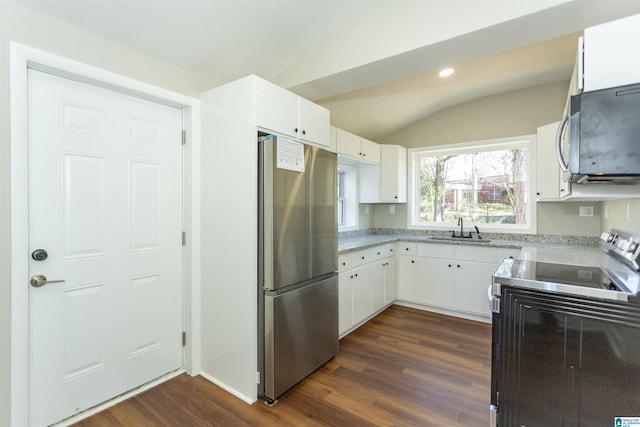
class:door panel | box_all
[28,69,183,426]
[62,153,106,258]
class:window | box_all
[408,136,536,233]
[338,164,358,230]
[488,187,501,201]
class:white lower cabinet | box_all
[383,257,397,304]
[338,269,354,336]
[397,255,416,300]
[397,243,520,320]
[351,264,372,324]
[452,260,499,316]
[371,256,396,308]
[416,257,453,308]
[339,240,519,334]
[338,244,396,336]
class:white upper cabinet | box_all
[536,121,569,201]
[359,145,407,203]
[298,97,331,147]
[360,138,381,163]
[576,13,640,93]
[255,78,330,147]
[335,127,380,165]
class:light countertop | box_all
[338,234,607,268]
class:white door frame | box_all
[9,42,202,426]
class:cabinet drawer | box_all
[396,242,416,255]
[338,254,352,272]
[455,245,496,263]
[351,249,370,267]
[418,243,454,259]
[370,243,395,260]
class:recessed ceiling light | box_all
[439,68,454,77]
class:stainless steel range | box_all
[490,229,640,426]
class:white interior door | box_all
[27,69,183,426]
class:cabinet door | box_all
[384,257,397,304]
[298,97,330,147]
[453,261,496,316]
[352,265,371,325]
[416,258,453,308]
[370,260,385,313]
[535,121,562,200]
[255,78,298,137]
[360,138,381,164]
[397,255,416,300]
[338,271,354,336]
[380,145,407,202]
[336,128,362,159]
[583,14,640,92]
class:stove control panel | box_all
[601,229,640,270]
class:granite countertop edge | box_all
[339,234,521,253]
[338,233,607,268]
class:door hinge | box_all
[182,130,186,145]
[182,331,186,346]
[182,231,186,246]
[256,371,261,384]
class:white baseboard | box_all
[198,371,257,405]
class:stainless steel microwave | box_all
[556,82,640,184]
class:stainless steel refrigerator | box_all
[257,134,339,403]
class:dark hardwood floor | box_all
[74,305,492,426]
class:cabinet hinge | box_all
[182,130,186,145]
[182,231,186,246]
[182,331,186,346]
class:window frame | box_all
[338,163,359,231]
[407,135,537,234]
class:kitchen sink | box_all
[427,236,492,244]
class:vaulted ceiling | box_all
[16,0,640,140]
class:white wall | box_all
[0,2,206,425]
[602,199,640,235]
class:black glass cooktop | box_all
[493,258,633,300]
[528,261,617,290]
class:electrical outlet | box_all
[365,205,370,214]
[579,206,593,217]
[389,205,395,214]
